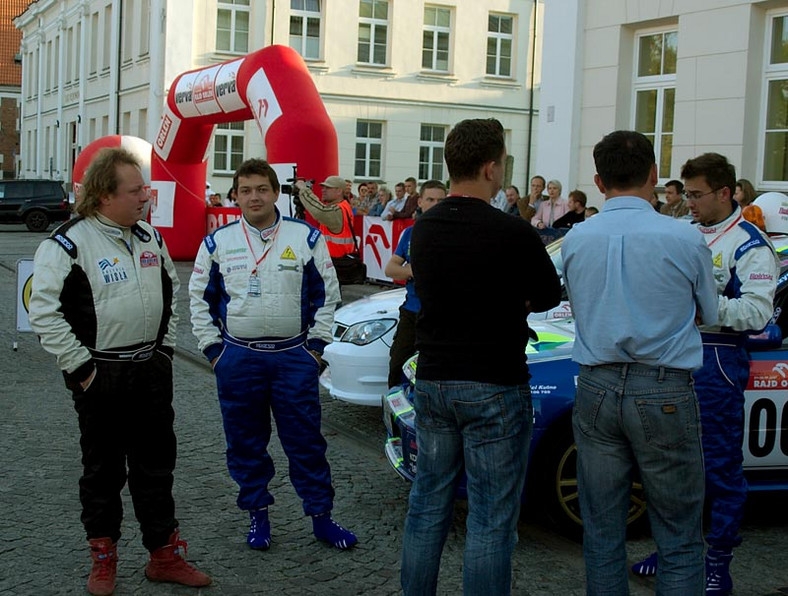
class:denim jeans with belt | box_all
[573,363,705,596]
[400,379,532,596]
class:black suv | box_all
[0,180,71,232]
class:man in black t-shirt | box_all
[399,119,561,596]
[552,189,588,230]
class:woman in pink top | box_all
[531,179,569,229]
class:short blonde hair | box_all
[77,148,142,217]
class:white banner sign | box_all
[16,259,34,332]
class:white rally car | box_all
[319,240,570,406]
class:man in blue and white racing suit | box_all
[189,158,357,552]
[634,153,779,594]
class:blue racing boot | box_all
[631,551,658,577]
[247,507,271,550]
[705,549,733,595]
[312,513,358,550]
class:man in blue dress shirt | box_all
[561,130,719,595]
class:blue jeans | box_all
[573,364,705,596]
[400,379,532,596]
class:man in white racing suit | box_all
[633,153,779,595]
[189,158,357,552]
[28,147,210,596]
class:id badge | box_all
[247,274,261,297]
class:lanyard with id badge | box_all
[242,219,278,297]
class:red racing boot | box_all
[144,530,211,587]
[87,538,117,596]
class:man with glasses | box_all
[633,153,779,594]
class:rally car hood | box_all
[335,288,406,325]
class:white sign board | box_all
[16,259,34,332]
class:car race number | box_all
[745,358,788,468]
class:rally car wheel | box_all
[531,423,649,538]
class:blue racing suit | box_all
[189,210,340,515]
[696,205,779,550]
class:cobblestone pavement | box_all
[2,226,787,595]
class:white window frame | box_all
[290,0,322,61]
[631,27,677,183]
[422,5,451,73]
[418,124,446,182]
[357,0,389,66]
[486,13,514,78]
[759,9,788,189]
[216,0,250,54]
[213,121,245,174]
[355,120,383,179]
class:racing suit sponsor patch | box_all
[280,246,297,260]
[97,257,129,284]
[308,228,321,248]
[750,273,773,281]
[139,251,160,268]
[713,253,723,268]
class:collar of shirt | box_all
[242,209,281,244]
[696,204,741,238]
[94,212,133,245]
[601,196,655,214]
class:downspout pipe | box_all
[525,0,538,185]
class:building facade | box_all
[538,0,788,206]
[14,0,542,193]
[1,0,26,179]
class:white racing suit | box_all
[189,211,341,514]
[695,206,779,550]
[28,214,181,550]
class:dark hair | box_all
[593,130,655,191]
[665,179,684,193]
[358,182,368,190]
[420,179,447,195]
[735,178,756,205]
[233,158,280,193]
[585,206,599,215]
[395,182,405,190]
[531,175,545,186]
[680,153,736,198]
[78,147,142,217]
[405,176,417,184]
[507,185,520,196]
[568,189,587,208]
[444,118,505,182]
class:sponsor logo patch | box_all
[225,263,248,274]
[193,266,204,274]
[226,247,246,255]
[750,273,773,281]
[139,251,159,268]
[97,257,128,284]
[713,253,723,268]
[280,246,297,260]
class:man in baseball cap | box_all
[296,174,364,284]
[320,176,346,190]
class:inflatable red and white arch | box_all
[73,45,338,260]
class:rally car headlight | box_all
[340,319,397,345]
